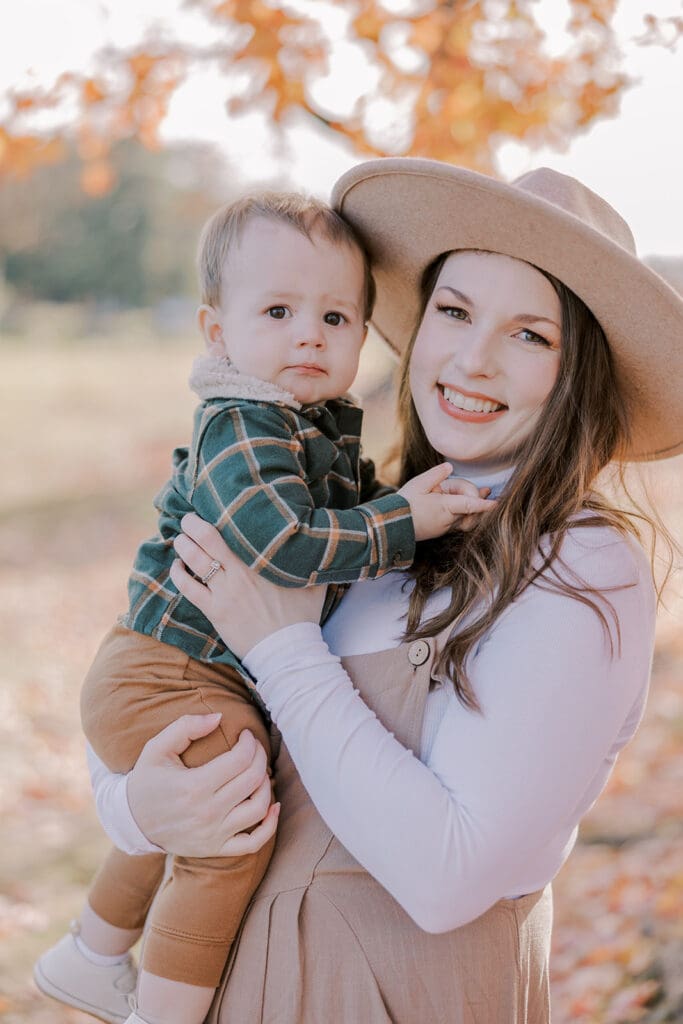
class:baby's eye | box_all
[436,304,469,321]
[324,311,346,326]
[267,306,290,320]
[517,327,551,347]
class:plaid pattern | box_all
[124,396,414,679]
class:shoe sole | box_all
[33,960,129,1024]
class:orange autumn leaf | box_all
[80,158,116,196]
[128,53,160,82]
[83,78,106,104]
[410,15,445,56]
[14,95,37,112]
[352,4,390,45]
[0,128,64,178]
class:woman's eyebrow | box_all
[515,313,561,329]
[437,285,474,305]
[437,285,560,330]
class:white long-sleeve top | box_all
[87,522,655,934]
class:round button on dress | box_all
[407,640,430,666]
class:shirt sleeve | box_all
[243,529,655,933]
[86,743,162,856]
[191,404,414,585]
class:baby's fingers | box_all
[444,495,496,517]
[458,512,483,532]
[439,476,481,498]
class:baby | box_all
[35,192,491,1024]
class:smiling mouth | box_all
[439,384,506,414]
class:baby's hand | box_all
[398,463,496,542]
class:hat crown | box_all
[513,167,636,255]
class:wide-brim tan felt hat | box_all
[331,158,683,461]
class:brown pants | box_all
[81,624,276,989]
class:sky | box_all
[2,0,682,256]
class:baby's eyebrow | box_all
[261,290,298,300]
[321,295,361,314]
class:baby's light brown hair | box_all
[197,191,376,321]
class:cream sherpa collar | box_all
[188,354,302,410]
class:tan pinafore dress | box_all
[208,630,553,1024]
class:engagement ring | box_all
[201,560,223,585]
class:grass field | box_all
[1,326,681,1023]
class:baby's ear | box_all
[197,304,227,357]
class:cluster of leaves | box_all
[1,0,680,194]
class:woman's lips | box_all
[437,384,506,422]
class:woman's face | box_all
[409,251,562,470]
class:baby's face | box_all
[202,217,367,405]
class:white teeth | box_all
[442,386,502,414]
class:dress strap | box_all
[339,625,454,757]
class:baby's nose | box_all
[296,323,325,348]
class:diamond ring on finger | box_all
[200,560,223,585]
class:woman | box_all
[87,160,682,1023]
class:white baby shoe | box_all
[34,921,136,1024]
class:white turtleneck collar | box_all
[446,461,516,500]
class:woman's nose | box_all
[455,328,497,376]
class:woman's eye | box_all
[324,311,346,326]
[436,304,469,321]
[267,306,290,320]
[517,327,551,347]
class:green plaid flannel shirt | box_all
[124,394,414,682]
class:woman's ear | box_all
[197,304,228,357]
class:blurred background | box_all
[1,2,682,1022]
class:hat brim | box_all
[332,158,683,461]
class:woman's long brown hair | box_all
[396,252,668,711]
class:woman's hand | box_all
[170,513,327,660]
[126,713,279,857]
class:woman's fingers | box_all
[169,557,212,615]
[205,737,270,808]
[192,733,266,794]
[141,713,224,764]
[219,772,273,835]
[218,802,280,857]
[180,513,235,563]
[173,531,218,575]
